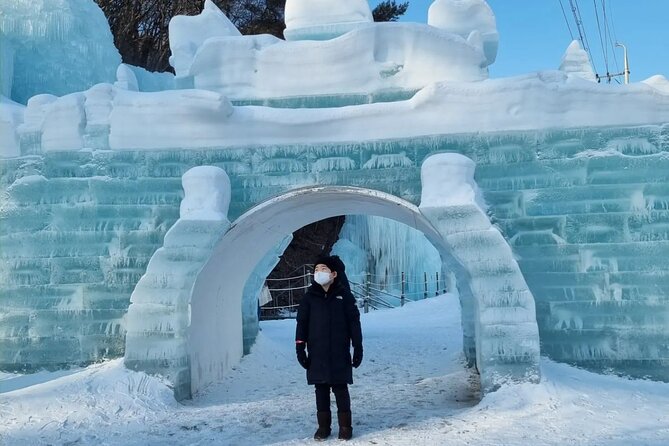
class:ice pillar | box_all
[124,167,231,400]
[418,153,541,392]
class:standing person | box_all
[295,255,363,441]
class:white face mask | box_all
[314,271,332,286]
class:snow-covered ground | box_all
[1,294,668,445]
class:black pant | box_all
[314,384,350,412]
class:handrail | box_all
[262,268,445,319]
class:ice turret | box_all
[428,0,498,66]
[642,75,669,94]
[284,0,373,41]
[169,0,242,77]
[559,40,597,82]
[0,0,121,104]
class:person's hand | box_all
[296,343,310,369]
[352,346,363,368]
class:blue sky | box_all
[371,0,668,81]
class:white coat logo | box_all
[336,295,343,300]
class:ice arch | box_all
[124,153,540,400]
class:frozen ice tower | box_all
[284,0,373,41]
[559,40,597,82]
[0,0,121,104]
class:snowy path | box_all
[2,294,668,445]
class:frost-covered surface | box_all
[164,0,489,98]
[2,125,669,382]
[2,295,668,446]
[3,72,668,154]
[0,0,121,104]
[428,0,498,65]
[0,96,24,157]
[642,74,669,93]
[559,40,597,82]
[169,0,241,77]
[184,23,487,101]
[284,0,372,41]
[114,64,175,93]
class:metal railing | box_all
[260,268,447,319]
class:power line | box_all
[592,0,609,75]
[568,0,598,74]
[558,0,575,40]
[601,0,620,73]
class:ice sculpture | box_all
[1,0,669,399]
[166,0,488,102]
[284,0,373,41]
[428,0,498,65]
[559,40,597,82]
[168,0,241,78]
[0,0,121,104]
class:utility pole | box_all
[615,42,630,84]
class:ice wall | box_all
[0,0,121,104]
[3,124,669,383]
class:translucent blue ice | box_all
[2,125,667,384]
[0,0,121,104]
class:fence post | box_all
[424,272,428,299]
[401,271,405,307]
[435,272,440,297]
[364,272,370,313]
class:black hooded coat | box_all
[295,271,362,385]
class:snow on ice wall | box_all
[168,1,489,103]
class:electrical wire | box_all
[558,0,575,40]
[570,0,598,74]
[601,0,620,74]
[593,0,609,76]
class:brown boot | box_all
[314,411,331,441]
[337,411,352,440]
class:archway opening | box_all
[188,186,464,396]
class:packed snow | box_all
[2,294,668,445]
[427,0,498,65]
[284,0,373,41]
[559,40,597,82]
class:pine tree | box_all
[372,1,409,22]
